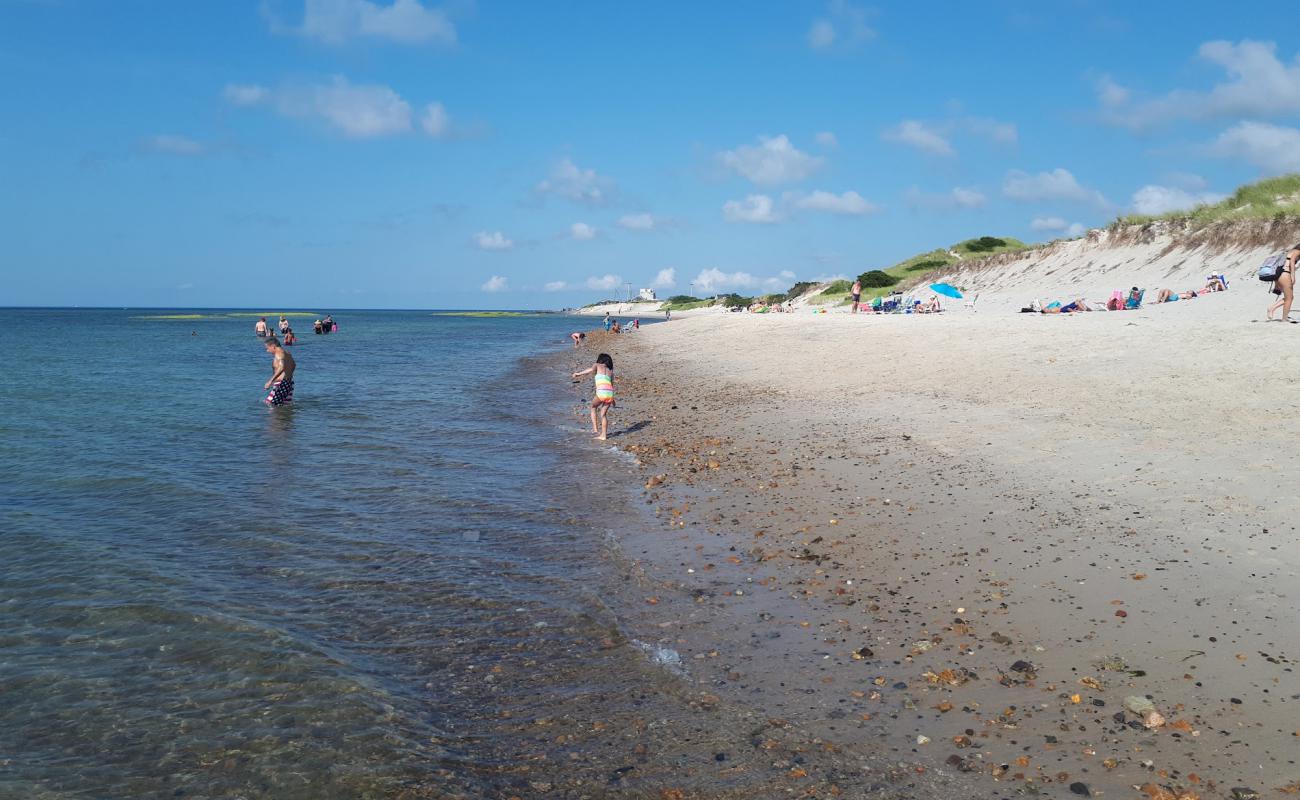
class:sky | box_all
[4,0,1300,309]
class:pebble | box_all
[1069,781,1090,796]
[1230,789,1260,800]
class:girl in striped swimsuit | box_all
[572,353,615,441]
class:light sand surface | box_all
[568,299,1300,799]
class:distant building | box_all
[638,288,657,301]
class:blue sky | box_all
[4,0,1300,309]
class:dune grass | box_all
[1115,174,1300,226]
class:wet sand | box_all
[562,311,1300,800]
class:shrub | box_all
[963,236,1007,252]
[719,293,752,309]
[665,295,701,304]
[857,269,899,288]
[906,258,950,272]
[782,281,816,301]
[823,279,853,294]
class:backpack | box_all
[1259,252,1287,281]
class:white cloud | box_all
[691,268,759,294]
[141,134,207,156]
[586,274,622,291]
[962,116,1018,145]
[617,213,656,230]
[1205,121,1300,174]
[1100,40,1300,129]
[481,275,507,292]
[570,222,596,240]
[807,19,836,49]
[815,131,839,148]
[292,0,456,45]
[722,194,782,224]
[806,0,874,51]
[223,84,269,106]
[718,135,824,185]
[474,231,513,251]
[420,102,449,137]
[905,186,987,210]
[1030,217,1087,237]
[1131,184,1225,215]
[1003,168,1109,208]
[544,280,568,292]
[226,76,417,138]
[788,189,878,216]
[882,120,954,157]
[650,268,677,289]
[536,158,614,205]
[1030,216,1068,231]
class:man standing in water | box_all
[263,337,296,406]
[254,317,269,337]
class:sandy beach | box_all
[563,272,1300,799]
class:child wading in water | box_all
[572,353,614,440]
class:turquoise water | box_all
[0,309,661,798]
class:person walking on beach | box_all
[263,337,296,406]
[850,279,862,313]
[572,353,615,441]
[603,312,612,332]
[1266,243,1300,322]
[255,317,269,337]
[665,309,671,321]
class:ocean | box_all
[0,308,685,799]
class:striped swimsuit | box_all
[593,371,614,405]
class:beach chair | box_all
[964,293,978,311]
[1125,289,1145,310]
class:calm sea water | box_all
[0,309,666,799]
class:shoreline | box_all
[569,314,1300,800]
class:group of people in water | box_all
[253,314,337,344]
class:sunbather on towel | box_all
[1040,298,1088,314]
[1155,288,1197,303]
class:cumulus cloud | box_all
[223,76,438,139]
[1030,217,1086,237]
[882,120,954,157]
[1099,40,1300,129]
[962,116,1018,145]
[1204,121,1300,174]
[474,231,513,251]
[650,268,677,289]
[691,268,759,294]
[480,275,507,292]
[420,102,449,137]
[905,186,987,210]
[536,158,614,206]
[617,213,656,230]
[807,0,874,51]
[722,194,782,224]
[586,274,622,291]
[1131,184,1226,215]
[1003,168,1109,208]
[718,135,823,185]
[284,0,456,45]
[815,131,839,148]
[544,280,568,292]
[140,134,208,156]
[570,222,596,240]
[787,189,878,216]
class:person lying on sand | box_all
[1155,288,1199,303]
[1041,299,1089,314]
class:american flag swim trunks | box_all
[265,379,294,406]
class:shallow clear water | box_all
[0,309,662,799]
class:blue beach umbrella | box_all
[929,282,963,299]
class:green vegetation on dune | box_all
[661,295,716,311]
[1115,173,1300,226]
